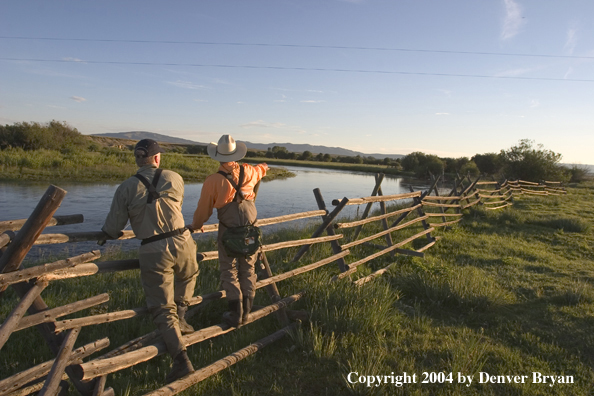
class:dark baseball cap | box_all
[134,139,163,157]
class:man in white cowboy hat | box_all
[101,139,198,383]
[189,134,268,327]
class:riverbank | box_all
[244,155,415,177]
[0,148,295,183]
[1,182,593,395]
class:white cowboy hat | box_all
[207,135,248,162]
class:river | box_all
[1,166,437,262]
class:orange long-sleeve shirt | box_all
[191,162,267,229]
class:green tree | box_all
[500,139,567,182]
[472,153,503,175]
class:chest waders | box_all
[217,165,260,328]
[134,169,187,245]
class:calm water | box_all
[1,166,435,261]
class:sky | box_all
[1,0,593,164]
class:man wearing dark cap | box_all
[101,139,199,382]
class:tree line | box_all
[1,121,589,183]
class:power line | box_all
[2,57,592,82]
[1,35,593,60]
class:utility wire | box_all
[2,57,592,82]
[1,36,593,60]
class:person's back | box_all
[189,135,267,327]
[101,139,198,383]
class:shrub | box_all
[500,139,568,182]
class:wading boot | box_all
[241,296,254,325]
[176,303,194,335]
[222,299,243,328]
[166,350,194,383]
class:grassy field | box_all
[0,148,294,183]
[1,183,593,395]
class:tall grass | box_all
[1,184,594,395]
[0,148,293,182]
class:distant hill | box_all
[89,131,405,159]
[92,131,204,145]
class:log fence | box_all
[0,175,565,395]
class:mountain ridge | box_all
[90,131,405,159]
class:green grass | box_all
[0,147,294,183]
[1,183,594,395]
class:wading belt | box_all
[141,227,187,246]
[133,168,163,203]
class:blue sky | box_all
[1,1,593,163]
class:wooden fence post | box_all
[290,190,348,266]
[352,173,384,241]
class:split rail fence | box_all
[0,175,565,395]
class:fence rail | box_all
[0,175,565,395]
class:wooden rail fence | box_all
[0,175,565,395]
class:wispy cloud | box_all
[62,57,86,63]
[241,120,287,129]
[71,96,86,102]
[564,67,574,79]
[565,25,578,55]
[501,0,525,40]
[529,99,540,108]
[166,80,207,90]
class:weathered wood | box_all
[335,204,421,229]
[255,210,327,227]
[424,212,463,217]
[257,251,289,326]
[0,185,66,274]
[421,201,461,209]
[461,198,481,210]
[421,195,461,201]
[408,186,435,243]
[52,293,207,333]
[475,181,498,185]
[143,323,299,396]
[0,280,48,350]
[0,231,15,250]
[520,189,549,195]
[38,263,100,281]
[0,214,84,233]
[354,263,393,286]
[345,227,435,270]
[195,235,346,264]
[518,180,540,186]
[362,242,425,258]
[0,250,100,288]
[38,327,81,396]
[0,338,109,396]
[341,216,428,250]
[53,306,148,332]
[5,375,67,396]
[416,240,436,252]
[16,293,109,332]
[485,203,513,210]
[375,176,394,254]
[351,173,385,241]
[429,218,463,228]
[332,191,421,206]
[256,251,349,289]
[312,189,348,272]
[291,194,348,263]
[91,375,107,396]
[73,293,304,381]
[34,230,136,245]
